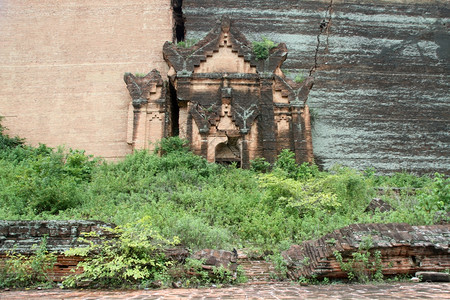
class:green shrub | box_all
[323,166,372,213]
[334,236,383,283]
[417,173,449,222]
[250,157,271,173]
[154,136,189,156]
[252,37,277,60]
[1,122,447,280]
[0,146,95,216]
[170,258,211,287]
[274,149,319,180]
[63,217,179,288]
[165,214,234,251]
[294,73,305,83]
[0,117,24,151]
[169,258,247,287]
[0,236,56,288]
[258,173,340,217]
[370,171,431,188]
[134,72,147,77]
[176,39,198,48]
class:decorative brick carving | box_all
[123,70,168,151]
[124,16,315,166]
[161,15,314,166]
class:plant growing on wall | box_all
[134,72,147,77]
[334,235,383,283]
[176,39,198,48]
[0,236,56,288]
[0,117,24,150]
[252,37,277,60]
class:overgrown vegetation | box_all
[252,37,277,60]
[334,236,383,283]
[0,236,56,288]
[0,124,448,287]
[63,217,179,288]
[171,258,246,287]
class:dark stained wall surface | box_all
[183,0,450,174]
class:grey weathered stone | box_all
[416,271,450,282]
[183,0,450,175]
[0,220,114,254]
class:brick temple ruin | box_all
[1,221,448,282]
[124,16,314,167]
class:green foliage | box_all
[176,39,198,48]
[258,173,340,217]
[274,149,319,180]
[250,157,271,173]
[252,37,277,60]
[1,124,448,287]
[334,236,383,283]
[154,136,189,156]
[164,214,233,251]
[170,258,246,287]
[0,117,24,151]
[63,217,179,288]
[294,73,305,83]
[369,170,432,188]
[266,252,288,280]
[322,166,372,212]
[173,258,211,287]
[0,144,97,216]
[0,236,56,288]
[417,173,449,222]
[134,72,147,77]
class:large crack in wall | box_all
[172,0,185,42]
[310,0,334,76]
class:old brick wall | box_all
[282,223,450,279]
[0,0,172,159]
[183,0,450,174]
[1,0,448,173]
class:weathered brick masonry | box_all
[183,0,450,174]
[282,223,450,280]
[0,0,449,172]
[1,221,448,282]
[0,220,115,281]
[0,0,172,160]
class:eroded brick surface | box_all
[282,223,450,280]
